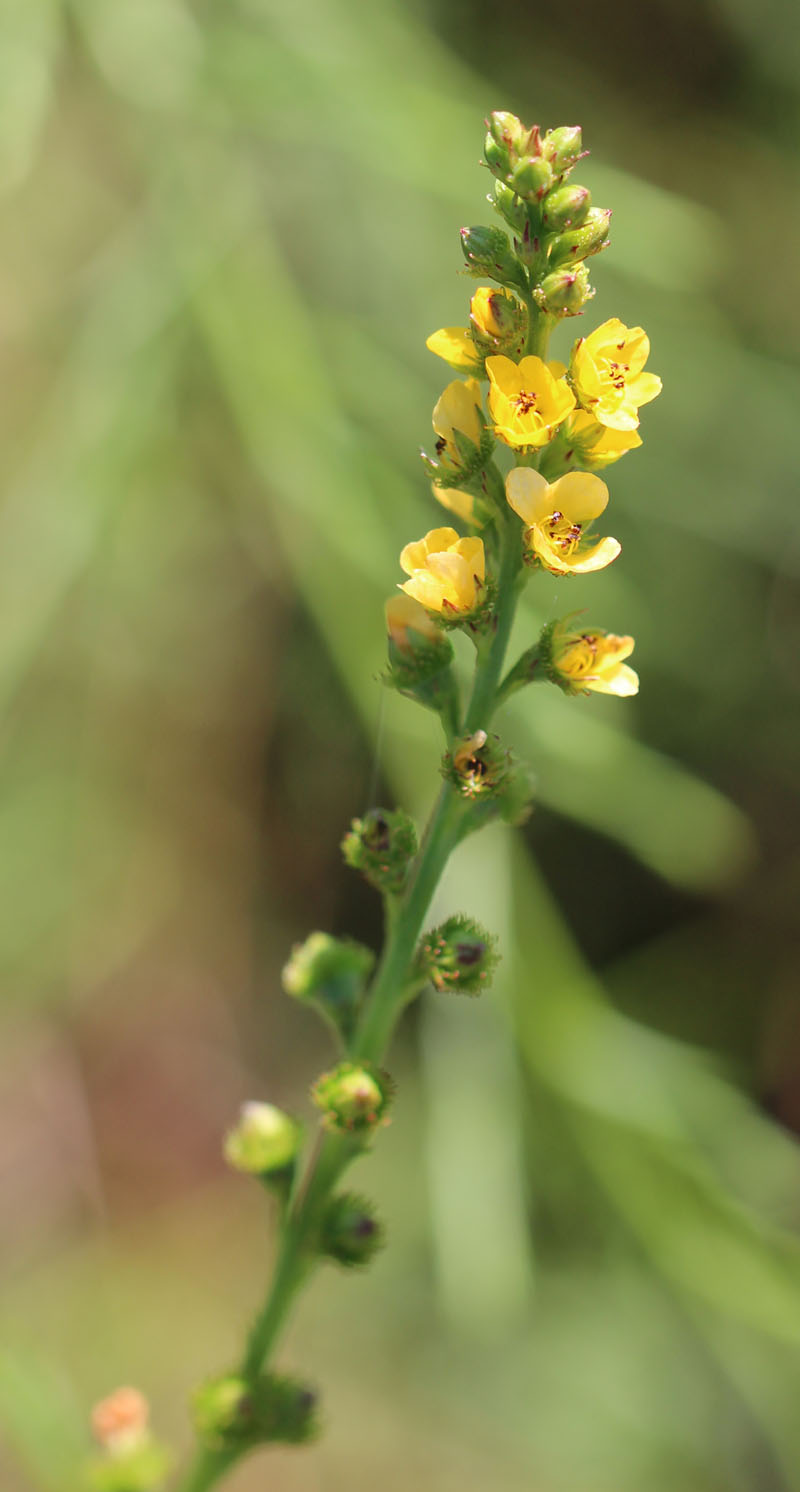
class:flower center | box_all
[545,509,583,554]
[561,634,599,678]
[513,389,538,415]
[604,357,629,392]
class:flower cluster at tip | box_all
[381,109,665,720]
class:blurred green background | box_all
[2,1,800,1489]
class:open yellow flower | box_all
[426,289,526,373]
[549,618,638,696]
[485,354,575,448]
[505,468,620,575]
[399,527,485,616]
[570,318,661,431]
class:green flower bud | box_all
[341,807,417,895]
[223,1102,304,1185]
[442,730,511,800]
[484,111,534,178]
[384,594,458,720]
[542,125,584,174]
[311,1061,393,1135]
[549,207,611,267]
[534,261,593,316]
[282,931,374,1046]
[415,915,498,996]
[510,156,553,201]
[192,1373,318,1450]
[541,183,591,232]
[85,1443,172,1492]
[320,1192,385,1268]
[459,226,527,292]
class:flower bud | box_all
[491,180,528,233]
[443,730,511,799]
[534,262,593,316]
[484,111,535,178]
[414,915,498,996]
[510,155,553,201]
[541,183,591,232]
[311,1061,393,1135]
[282,932,373,1046]
[192,1372,318,1450]
[468,286,527,355]
[459,226,527,292]
[223,1102,304,1183]
[320,1192,385,1267]
[542,125,584,174]
[341,807,417,895]
[549,208,611,267]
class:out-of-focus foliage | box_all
[1,1,799,1490]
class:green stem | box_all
[175,267,555,1492]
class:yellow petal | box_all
[567,536,621,573]
[627,371,662,407]
[454,535,485,585]
[590,662,639,696]
[547,471,609,522]
[505,467,551,525]
[426,327,482,373]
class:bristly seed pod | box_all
[414,914,499,996]
[341,807,418,895]
[320,1192,385,1267]
[192,1373,318,1450]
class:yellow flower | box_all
[505,468,620,575]
[549,618,638,696]
[430,378,485,477]
[432,481,479,524]
[570,318,661,431]
[485,354,575,448]
[385,593,443,653]
[561,410,642,468]
[399,527,485,616]
[426,289,526,372]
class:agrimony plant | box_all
[85,108,661,1492]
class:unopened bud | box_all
[541,183,591,232]
[87,1389,171,1492]
[459,226,527,291]
[341,807,417,895]
[282,932,373,1046]
[510,155,553,201]
[320,1192,385,1267]
[549,207,611,267]
[469,287,527,353]
[311,1061,393,1135]
[223,1102,304,1182]
[385,595,458,720]
[534,261,593,316]
[193,1373,318,1450]
[415,915,498,996]
[542,125,584,174]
